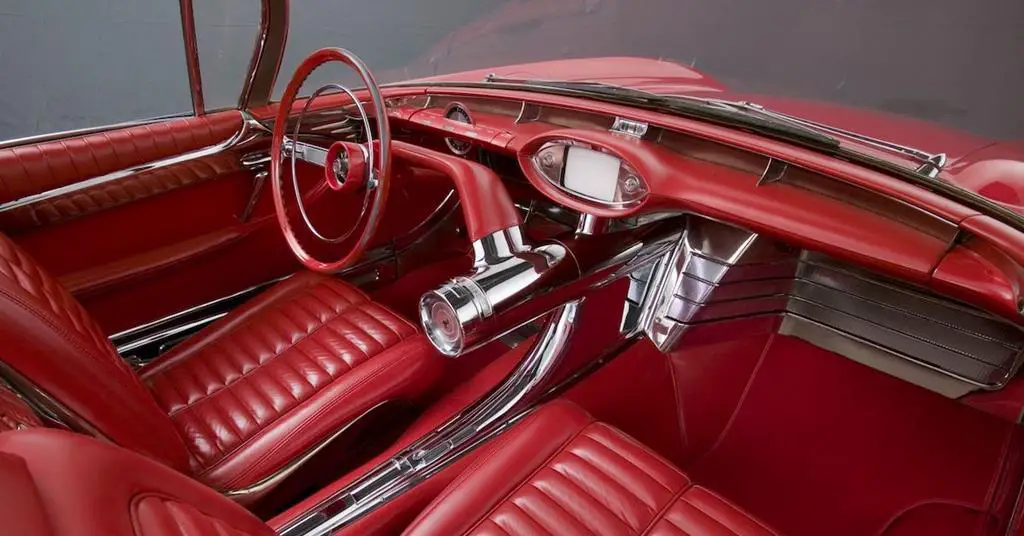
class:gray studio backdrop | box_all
[1,0,1021,142]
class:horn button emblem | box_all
[324,141,368,192]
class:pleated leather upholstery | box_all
[405,401,777,536]
[143,270,440,490]
[0,111,241,205]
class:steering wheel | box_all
[270,48,392,273]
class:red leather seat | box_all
[404,400,778,536]
[0,401,776,536]
[0,233,441,493]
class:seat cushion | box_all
[404,400,777,536]
[142,271,442,491]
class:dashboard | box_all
[268,87,1024,404]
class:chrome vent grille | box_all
[638,216,1024,391]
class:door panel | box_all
[0,111,454,334]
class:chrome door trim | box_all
[238,0,289,108]
[177,0,205,115]
[0,114,193,151]
[0,112,267,215]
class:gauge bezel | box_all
[443,102,474,156]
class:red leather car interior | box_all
[0,401,778,536]
[393,140,522,242]
[0,231,443,492]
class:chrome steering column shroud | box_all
[277,219,685,536]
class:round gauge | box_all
[444,102,473,156]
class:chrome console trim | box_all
[635,215,1024,393]
[279,220,683,535]
[0,112,267,214]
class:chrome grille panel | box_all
[638,216,1024,391]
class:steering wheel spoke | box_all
[283,138,329,167]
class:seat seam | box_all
[584,425,680,492]
[160,292,377,417]
[202,340,427,485]
[683,487,778,535]
[150,279,365,380]
[558,450,660,520]
[540,469,633,533]
[638,483,694,535]
[520,482,599,535]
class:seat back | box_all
[0,428,273,536]
[0,234,188,470]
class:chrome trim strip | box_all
[239,0,288,108]
[223,401,390,500]
[0,114,192,151]
[117,313,228,355]
[0,112,265,214]
[110,275,286,343]
[178,0,205,115]
[0,361,108,438]
[279,300,582,536]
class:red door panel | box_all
[0,111,453,333]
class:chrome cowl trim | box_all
[635,215,1024,392]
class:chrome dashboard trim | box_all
[0,112,267,214]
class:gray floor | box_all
[1,0,1021,141]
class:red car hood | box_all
[416,57,1024,210]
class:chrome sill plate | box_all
[637,215,1024,392]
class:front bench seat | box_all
[0,401,777,536]
[0,234,441,494]
[403,400,778,536]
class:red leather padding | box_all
[393,140,521,242]
[0,111,242,206]
[0,233,190,471]
[404,400,778,536]
[142,270,443,490]
[0,429,274,536]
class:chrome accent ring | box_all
[291,83,375,243]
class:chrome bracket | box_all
[610,117,649,138]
